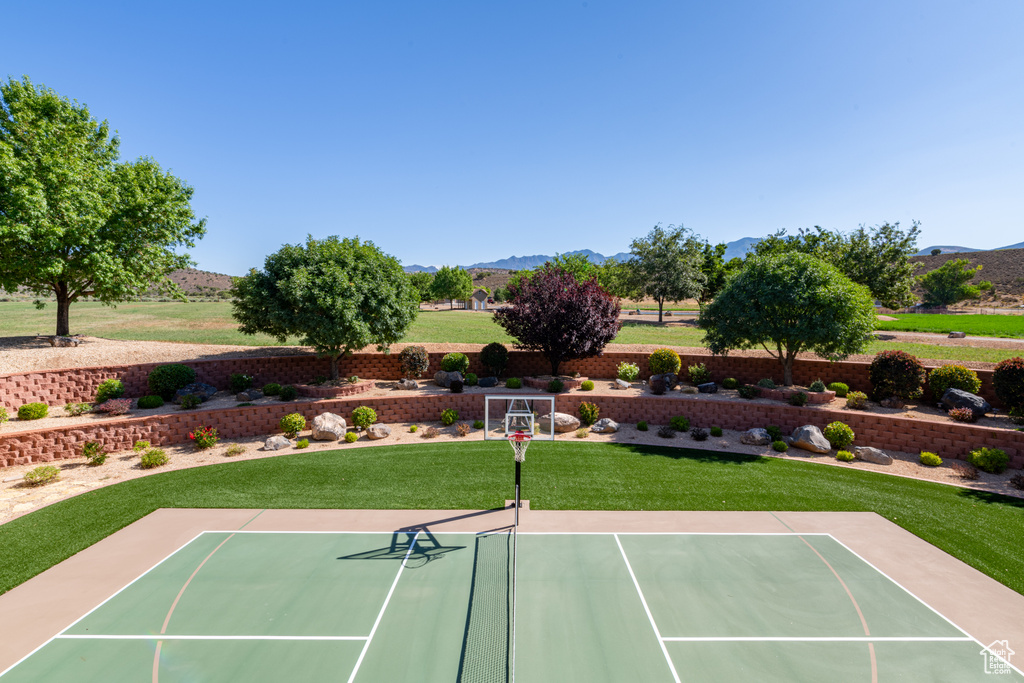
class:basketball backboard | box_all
[483,394,556,440]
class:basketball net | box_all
[508,430,531,463]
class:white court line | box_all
[346,531,421,683]
[55,634,367,641]
[827,534,1024,677]
[661,636,973,642]
[0,530,211,679]
[614,534,681,683]
[206,530,832,536]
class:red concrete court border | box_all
[1,508,1022,673]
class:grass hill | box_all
[167,268,234,296]
[911,247,1024,300]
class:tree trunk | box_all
[657,298,664,323]
[550,357,561,377]
[55,283,71,337]
[782,358,793,387]
[330,354,340,380]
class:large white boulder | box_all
[539,412,581,433]
[790,425,831,454]
[312,413,347,441]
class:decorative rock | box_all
[740,428,771,446]
[649,377,667,395]
[236,389,263,402]
[651,373,678,389]
[941,388,991,419]
[880,397,905,409]
[790,425,831,454]
[264,435,292,450]
[591,418,619,433]
[366,424,392,440]
[854,446,893,465]
[173,382,218,404]
[395,378,418,390]
[615,379,631,389]
[539,412,581,433]
[312,413,347,440]
[698,382,718,394]
[433,370,463,388]
[450,380,464,393]
[681,386,699,394]
[49,336,79,348]
[948,331,966,339]
[477,376,499,388]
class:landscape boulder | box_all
[236,389,263,402]
[649,377,667,395]
[434,371,463,388]
[49,336,79,347]
[698,382,718,394]
[264,435,292,451]
[367,424,392,440]
[395,379,418,390]
[880,397,905,409]
[650,372,678,389]
[941,388,991,420]
[740,428,771,446]
[681,386,699,394]
[539,412,581,433]
[790,425,831,453]
[477,376,499,388]
[948,331,966,339]
[591,418,619,433]
[854,446,893,465]
[173,382,218,404]
[615,379,631,390]
[312,413,347,440]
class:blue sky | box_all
[4,1,1022,274]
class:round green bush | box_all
[278,385,298,401]
[823,421,855,449]
[788,391,808,407]
[721,378,738,390]
[295,439,309,449]
[928,364,982,401]
[738,386,760,400]
[710,426,723,437]
[24,465,60,486]
[179,394,201,410]
[993,357,1024,410]
[262,383,282,396]
[440,408,459,426]
[687,363,710,385]
[579,401,599,426]
[580,380,595,391]
[140,449,168,469]
[229,373,254,393]
[669,415,690,432]
[505,377,522,389]
[808,379,826,393]
[765,426,782,441]
[757,378,777,389]
[472,420,484,429]
[636,421,649,431]
[464,373,478,386]
[547,379,564,393]
[279,412,306,438]
[345,431,358,443]
[352,406,377,429]
[441,352,470,374]
[869,350,925,400]
[836,450,855,462]
[480,342,509,376]
[968,447,1009,474]
[827,382,849,398]
[137,395,165,409]
[148,364,197,400]
[772,441,788,452]
[399,345,430,378]
[920,451,943,467]
[846,391,869,409]
[95,379,124,404]
[648,349,681,375]
[18,403,48,420]
[617,362,640,382]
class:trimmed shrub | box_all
[993,357,1024,410]
[82,441,106,466]
[141,449,169,468]
[505,377,522,389]
[710,426,723,437]
[148,364,196,400]
[0,407,6,424]
[24,465,60,486]
[262,383,282,396]
[229,373,253,393]
[440,408,459,426]
[928,364,982,401]
[951,461,979,480]
[421,426,440,439]
[617,362,640,382]
[472,420,484,429]
[637,421,649,431]
[455,422,471,437]
[765,426,782,442]
[547,379,564,393]
[575,427,589,438]
[295,439,309,449]
[352,406,377,429]
[278,385,298,401]
[669,415,690,432]
[18,403,48,420]
[224,444,245,457]
[869,350,925,400]
[464,373,478,386]
[948,407,977,423]
[409,425,419,432]
[399,345,430,378]
[920,452,942,467]
[96,398,132,415]
[721,378,738,390]
[280,412,306,438]
[133,440,151,452]
[687,363,710,385]
[757,378,776,389]
[968,447,1009,474]
[348,375,360,384]
[690,427,709,441]
[64,402,91,417]
[648,348,681,375]
[738,386,760,400]
[580,380,595,391]
[579,402,600,426]
[789,392,808,407]
[441,352,470,374]
[450,380,464,393]
[657,425,676,438]
[772,441,789,453]
[179,394,201,410]
[480,342,509,376]
[137,395,164,409]
[823,421,855,449]
[836,450,855,462]
[827,382,849,398]
[345,431,359,443]
[95,379,124,404]
[189,425,218,450]
[808,379,827,393]
[846,391,869,410]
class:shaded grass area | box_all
[875,313,1024,339]
[1,442,1022,596]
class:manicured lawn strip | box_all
[876,313,1024,339]
[1,442,1021,597]
[862,339,1017,364]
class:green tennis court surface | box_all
[2,531,1020,682]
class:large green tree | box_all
[624,224,706,322]
[917,259,991,307]
[751,222,921,308]
[406,270,435,303]
[0,77,206,336]
[231,235,417,379]
[430,265,473,308]
[698,253,875,386]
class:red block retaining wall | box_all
[2,391,1021,470]
[0,350,1008,411]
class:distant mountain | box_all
[915,245,982,255]
[1000,241,1024,250]
[723,237,760,260]
[403,264,438,273]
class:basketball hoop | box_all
[508,430,531,463]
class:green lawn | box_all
[876,313,1024,339]
[1,301,1019,363]
[1,442,1022,597]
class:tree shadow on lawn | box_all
[958,488,1024,508]
[624,443,768,466]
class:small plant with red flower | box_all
[189,425,219,450]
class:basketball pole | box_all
[514,459,521,527]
